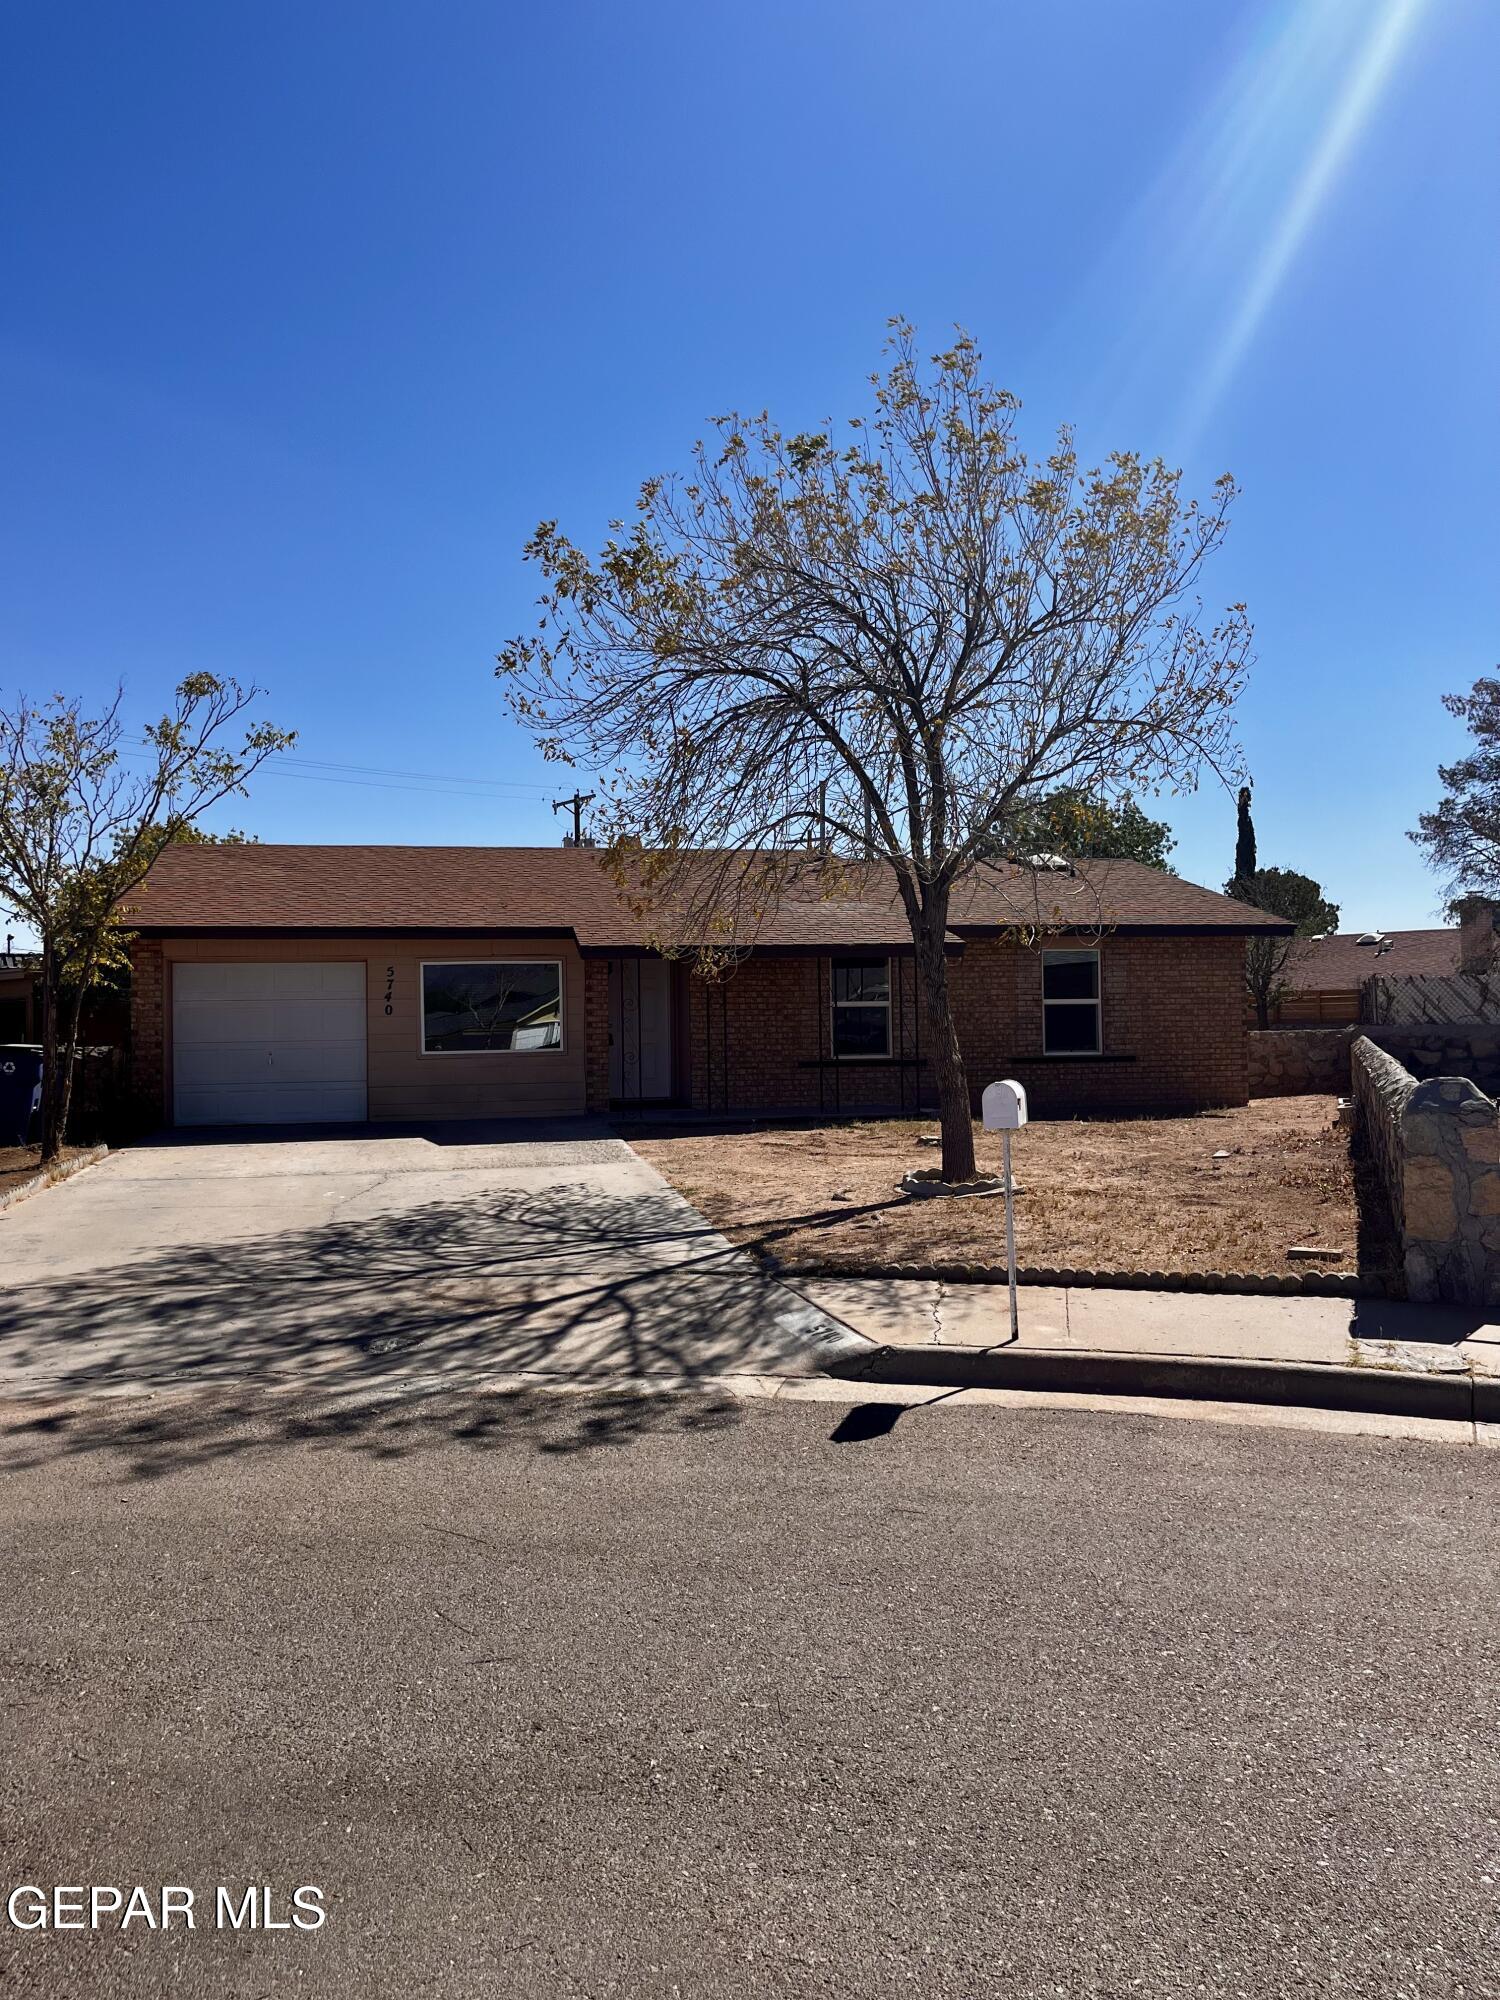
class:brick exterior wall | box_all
[689,956,928,1116]
[953,934,1249,1114]
[687,934,1248,1118]
[583,958,611,1113]
[129,928,1249,1127]
[129,937,166,1127]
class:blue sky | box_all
[3,0,1496,932]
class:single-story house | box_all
[1275,927,1461,1025]
[0,945,131,1052]
[124,843,1290,1128]
[0,947,39,1042]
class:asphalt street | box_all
[1,1386,1496,1998]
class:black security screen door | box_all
[421,962,562,1053]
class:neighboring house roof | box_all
[1284,928,1461,991]
[123,843,1291,952]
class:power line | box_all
[117,748,558,801]
[262,766,550,801]
[273,755,553,796]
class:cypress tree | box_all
[1229,785,1257,897]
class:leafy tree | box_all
[0,678,293,1159]
[1410,674,1500,907]
[80,824,257,1005]
[1229,783,1257,895]
[1233,865,1339,1029]
[1016,788,1176,871]
[500,323,1250,1180]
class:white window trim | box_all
[1041,948,1102,1057]
[418,958,566,1057]
[830,955,893,1060]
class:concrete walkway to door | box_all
[0,1123,871,1401]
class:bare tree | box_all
[500,323,1250,1179]
[1231,866,1339,1029]
[0,675,294,1160]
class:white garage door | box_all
[173,962,368,1125]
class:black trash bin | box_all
[0,1045,43,1147]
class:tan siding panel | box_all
[160,935,586,1122]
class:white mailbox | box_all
[981,1079,1028,1130]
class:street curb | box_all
[829,1341,1500,1424]
[0,1144,109,1215]
[768,1257,1389,1300]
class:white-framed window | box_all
[420,960,564,1055]
[831,957,892,1058]
[1042,948,1101,1055]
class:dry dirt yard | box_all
[628,1095,1385,1279]
[0,1144,91,1203]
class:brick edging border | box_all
[0,1144,109,1214]
[765,1256,1389,1300]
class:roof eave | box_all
[949,920,1293,938]
[128,923,584,941]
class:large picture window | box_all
[831,958,891,1058]
[1042,949,1101,1055]
[421,961,563,1054]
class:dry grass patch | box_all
[628,1096,1389,1279]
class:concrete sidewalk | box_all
[799,1277,1500,1422]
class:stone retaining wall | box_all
[1351,1034,1500,1304]
[1249,1027,1353,1097]
[1250,1023,1500,1102]
[1370,1026,1500,1097]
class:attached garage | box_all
[172,961,367,1125]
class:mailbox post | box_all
[981,1079,1028,1342]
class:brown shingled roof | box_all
[123,844,1290,950]
[1284,928,1460,990]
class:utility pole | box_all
[551,790,595,846]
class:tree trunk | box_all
[38,943,62,1164]
[52,981,87,1157]
[912,909,976,1184]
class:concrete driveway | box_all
[0,1124,868,1399]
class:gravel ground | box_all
[0,1384,1494,1997]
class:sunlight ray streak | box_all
[1177,0,1434,444]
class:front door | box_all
[608,958,674,1101]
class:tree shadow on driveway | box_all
[0,1179,858,1478]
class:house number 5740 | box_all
[384,965,395,1017]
